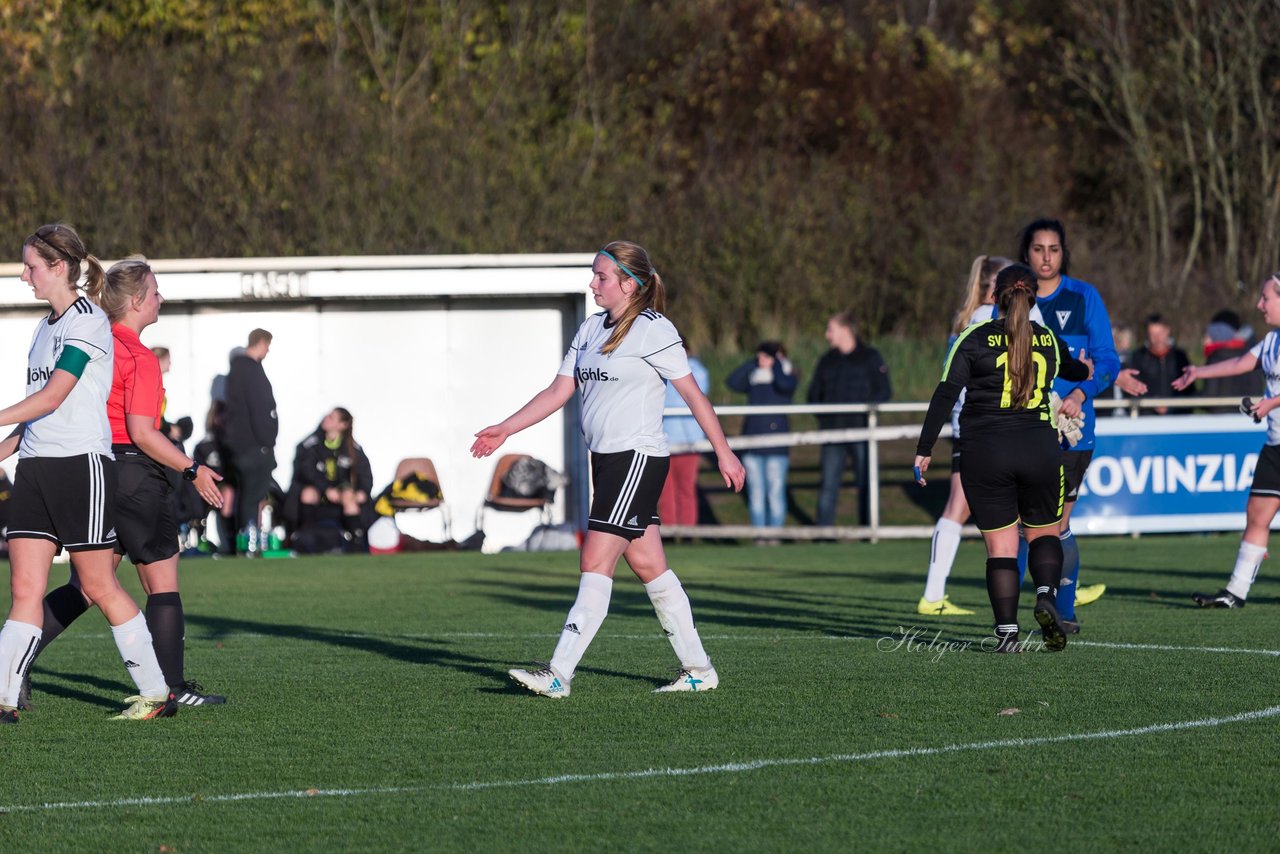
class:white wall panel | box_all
[0,256,593,551]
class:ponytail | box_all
[82,255,107,301]
[993,264,1039,409]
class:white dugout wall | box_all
[0,254,596,552]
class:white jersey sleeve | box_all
[1250,332,1280,446]
[640,315,691,381]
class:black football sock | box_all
[34,584,90,658]
[1028,536,1064,606]
[145,592,185,688]
[986,557,1021,634]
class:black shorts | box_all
[587,450,669,540]
[7,454,118,552]
[1249,444,1280,497]
[1061,449,1094,503]
[113,445,179,565]
[959,429,1064,532]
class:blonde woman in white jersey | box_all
[1173,273,1280,609]
[918,255,1019,615]
[472,240,745,698]
[0,224,175,724]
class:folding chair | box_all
[475,453,555,531]
[388,457,450,539]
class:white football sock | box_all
[923,518,963,602]
[549,572,613,680]
[0,620,42,709]
[1227,541,1267,600]
[110,612,169,699]
[645,569,711,671]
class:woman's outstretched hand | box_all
[1171,365,1196,392]
[470,425,509,458]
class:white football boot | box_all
[654,664,719,693]
[508,663,570,698]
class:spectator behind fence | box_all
[223,328,277,555]
[1112,322,1134,365]
[1111,322,1141,414]
[1126,313,1194,414]
[807,311,891,528]
[150,345,203,544]
[287,407,374,553]
[151,347,194,448]
[190,401,235,553]
[1202,309,1262,409]
[657,340,709,529]
[726,340,798,540]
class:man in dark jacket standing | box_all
[1126,313,1194,414]
[224,328,278,554]
[807,311,891,528]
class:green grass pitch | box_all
[1,535,1277,851]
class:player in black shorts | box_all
[472,240,744,697]
[915,264,1091,652]
[21,258,228,712]
[0,225,176,723]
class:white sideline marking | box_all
[1073,640,1280,657]
[399,632,1280,658]
[2,705,1278,813]
[401,633,1280,657]
[54,631,1280,657]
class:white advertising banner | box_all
[1073,413,1270,534]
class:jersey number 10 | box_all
[995,351,1049,410]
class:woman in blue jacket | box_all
[658,341,710,528]
[727,341,798,537]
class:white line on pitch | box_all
[1072,639,1280,656]
[2,704,1277,813]
[406,632,1280,656]
[48,631,1280,657]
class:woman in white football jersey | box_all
[0,224,175,723]
[1173,273,1280,609]
[471,240,745,698]
[917,255,1013,616]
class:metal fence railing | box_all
[662,397,1247,542]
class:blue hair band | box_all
[598,249,646,289]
